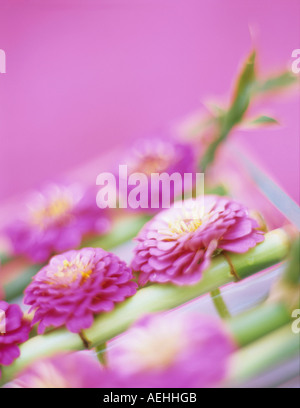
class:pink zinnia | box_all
[131,195,264,285]
[108,313,235,388]
[0,301,31,378]
[117,138,197,211]
[5,352,110,388]
[24,248,137,334]
[4,183,110,263]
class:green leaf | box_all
[255,71,297,94]
[203,101,226,117]
[251,115,278,125]
[199,56,296,171]
[245,115,279,128]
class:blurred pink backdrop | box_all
[0,0,299,203]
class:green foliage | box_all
[248,115,279,126]
[283,238,300,286]
[255,71,297,94]
[199,51,297,171]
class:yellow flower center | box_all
[46,258,93,286]
[31,197,73,229]
[168,218,202,234]
[161,204,206,237]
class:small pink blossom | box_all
[108,313,235,388]
[0,301,31,378]
[131,195,264,285]
[24,248,137,334]
[117,138,197,211]
[4,183,110,263]
[5,352,110,388]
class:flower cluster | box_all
[4,183,110,263]
[0,42,297,389]
[0,301,30,378]
[24,248,137,334]
[131,195,264,285]
[6,312,235,388]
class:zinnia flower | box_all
[0,301,30,378]
[117,138,197,211]
[131,195,264,285]
[24,248,137,334]
[4,183,110,263]
[107,313,235,388]
[5,352,109,388]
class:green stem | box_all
[227,325,299,386]
[0,252,16,266]
[228,302,292,347]
[0,228,291,384]
[79,331,92,350]
[282,238,300,286]
[211,288,231,319]
[95,343,107,366]
[82,214,150,250]
[4,264,44,301]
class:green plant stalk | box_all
[95,343,107,366]
[211,288,231,319]
[282,237,300,286]
[228,302,292,347]
[0,228,291,384]
[81,214,151,250]
[227,324,299,385]
[4,264,44,301]
[0,252,15,266]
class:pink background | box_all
[0,0,299,203]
